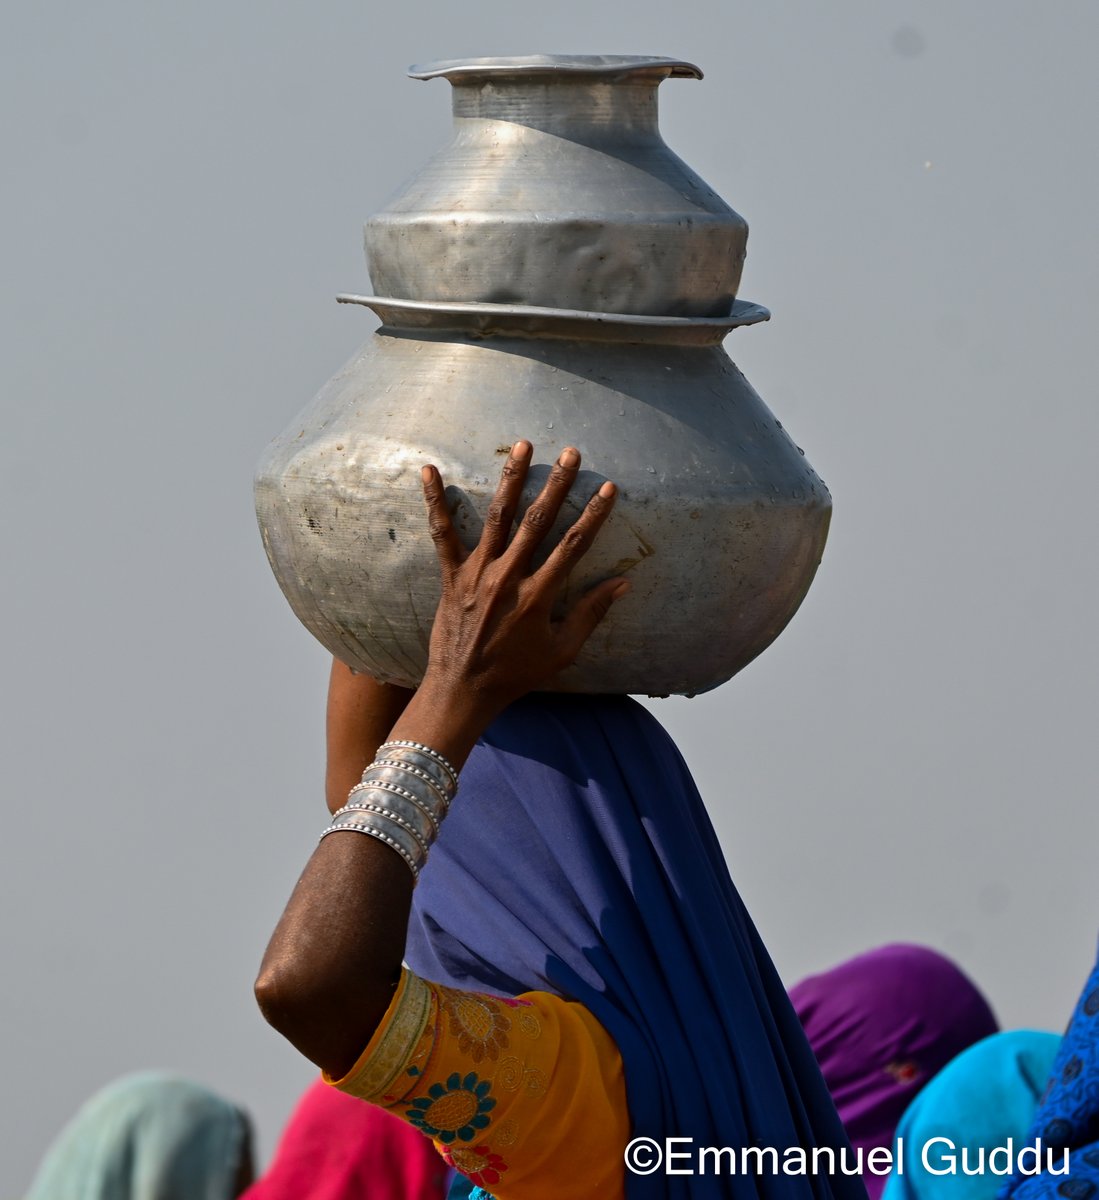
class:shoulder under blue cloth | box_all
[406,693,865,1200]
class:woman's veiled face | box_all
[789,943,999,1186]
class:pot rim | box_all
[408,55,703,83]
[335,294,769,345]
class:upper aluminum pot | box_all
[364,55,749,318]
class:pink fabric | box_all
[242,1077,448,1200]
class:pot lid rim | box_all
[408,55,703,82]
[335,294,768,344]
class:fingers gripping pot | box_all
[254,57,832,696]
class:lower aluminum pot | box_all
[254,319,831,695]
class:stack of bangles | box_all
[319,740,459,882]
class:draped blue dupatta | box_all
[407,694,865,1200]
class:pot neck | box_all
[409,56,701,141]
[450,78,661,138]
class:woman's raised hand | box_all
[255,441,628,1075]
[417,440,629,721]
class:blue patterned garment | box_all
[1001,941,1099,1200]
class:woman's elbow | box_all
[253,959,307,1039]
[253,948,339,1042]
[253,956,387,1079]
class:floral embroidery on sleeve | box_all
[443,1142,510,1190]
[406,1071,496,1142]
[439,990,512,1062]
[327,968,629,1200]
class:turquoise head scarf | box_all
[880,1031,1060,1200]
[25,1072,251,1200]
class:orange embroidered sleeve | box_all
[324,968,629,1200]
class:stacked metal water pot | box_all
[254,56,831,696]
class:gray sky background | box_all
[3,0,1097,1190]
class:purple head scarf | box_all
[405,694,867,1200]
[789,944,1000,1199]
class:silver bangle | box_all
[376,740,459,795]
[369,748,454,803]
[320,811,425,880]
[371,757,452,811]
[349,771,447,829]
[320,822,421,880]
[339,791,435,850]
[321,740,459,882]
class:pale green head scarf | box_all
[25,1072,251,1200]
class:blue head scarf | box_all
[25,1072,250,1200]
[1000,942,1099,1200]
[878,1031,1061,1200]
[406,694,865,1200]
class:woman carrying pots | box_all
[255,441,865,1200]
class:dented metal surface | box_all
[255,330,830,695]
[365,56,748,319]
[254,55,831,696]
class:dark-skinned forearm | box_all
[254,831,414,1078]
[256,442,625,1080]
[325,661,414,814]
[255,677,494,1079]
